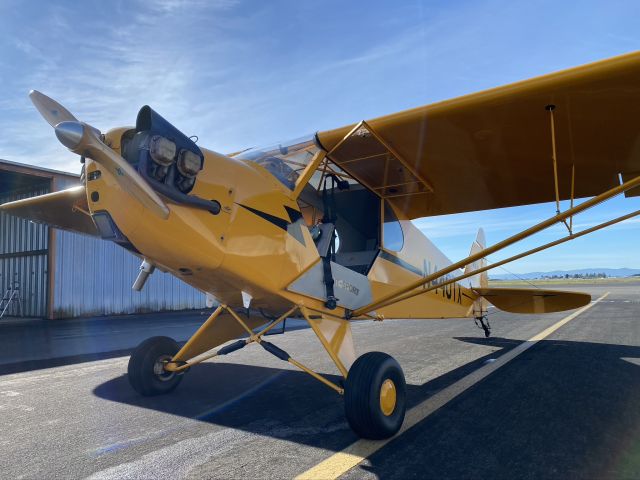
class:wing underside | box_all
[0,186,99,236]
[317,51,640,218]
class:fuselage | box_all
[84,126,477,319]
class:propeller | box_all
[29,90,78,127]
[29,90,169,219]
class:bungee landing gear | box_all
[127,305,408,440]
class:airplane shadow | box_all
[357,337,640,479]
[93,337,640,478]
[0,319,309,376]
[93,341,505,451]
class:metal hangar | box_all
[0,159,205,319]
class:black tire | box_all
[128,336,184,396]
[344,351,406,439]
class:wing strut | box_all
[351,171,640,317]
[357,208,640,315]
[321,119,434,199]
[546,104,575,234]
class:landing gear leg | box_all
[475,315,491,338]
[134,303,405,439]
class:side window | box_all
[383,201,404,251]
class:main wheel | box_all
[344,352,406,439]
[128,336,184,396]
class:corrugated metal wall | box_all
[53,231,206,318]
[0,185,50,317]
[55,176,80,190]
[1,164,207,319]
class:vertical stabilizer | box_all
[464,228,488,289]
[465,228,489,318]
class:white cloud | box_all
[140,0,239,14]
[1,0,248,172]
[2,0,640,273]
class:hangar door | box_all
[0,178,50,318]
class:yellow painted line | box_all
[295,292,610,480]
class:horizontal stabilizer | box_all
[0,186,99,236]
[474,287,591,314]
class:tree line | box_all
[542,272,608,279]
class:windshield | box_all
[232,134,320,190]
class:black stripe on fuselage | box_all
[379,250,466,305]
[284,205,303,223]
[378,249,424,276]
[239,204,289,229]
[238,203,305,245]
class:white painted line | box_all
[296,292,610,480]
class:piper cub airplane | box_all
[4,51,640,439]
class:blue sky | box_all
[1,0,640,274]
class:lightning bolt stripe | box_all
[238,203,306,246]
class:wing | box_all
[0,186,99,236]
[475,287,591,314]
[317,51,640,218]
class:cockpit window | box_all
[383,200,404,251]
[232,135,319,190]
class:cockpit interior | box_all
[233,135,404,276]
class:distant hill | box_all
[490,268,640,280]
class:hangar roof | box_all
[0,159,78,196]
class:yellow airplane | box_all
[3,51,640,440]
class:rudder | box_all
[465,228,489,319]
[464,228,488,289]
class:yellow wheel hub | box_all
[379,378,397,416]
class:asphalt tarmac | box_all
[1,281,639,479]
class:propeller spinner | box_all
[29,90,170,219]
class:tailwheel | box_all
[128,336,184,396]
[344,352,406,439]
